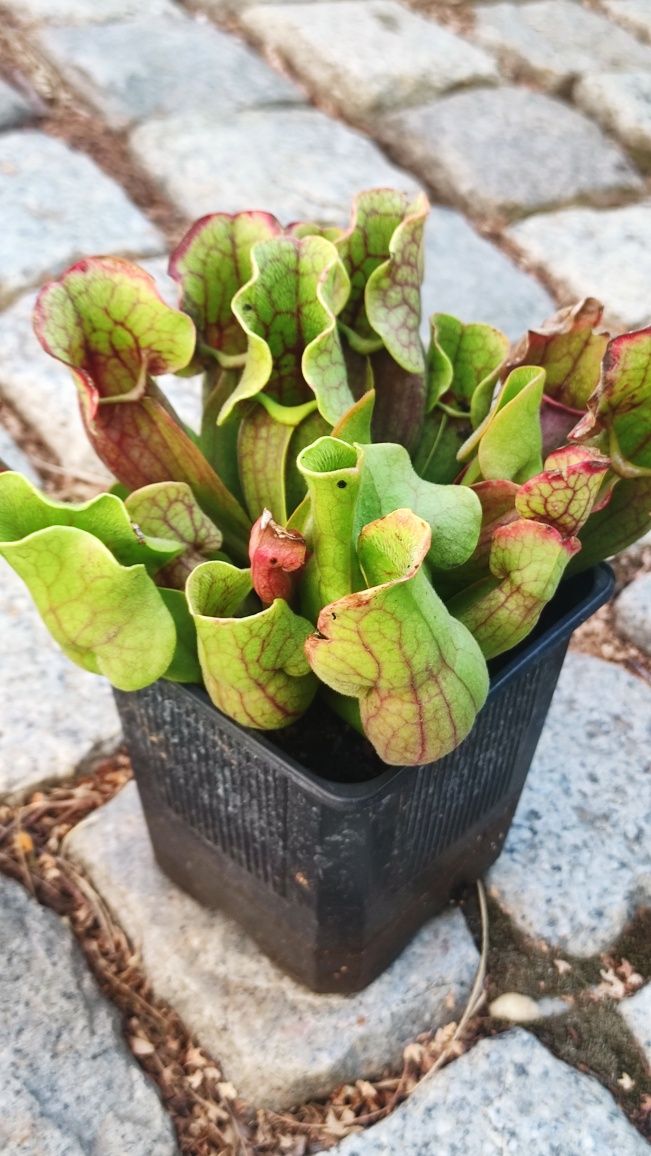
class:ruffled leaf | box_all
[427,314,509,420]
[124,481,223,588]
[354,441,482,569]
[336,188,428,375]
[448,521,580,659]
[169,210,282,369]
[0,527,176,690]
[515,446,610,537]
[221,235,352,425]
[459,366,545,484]
[34,257,251,561]
[506,298,608,410]
[572,327,651,477]
[0,472,203,686]
[186,561,317,729]
[0,471,181,572]
[305,509,488,765]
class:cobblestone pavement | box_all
[0,0,650,1153]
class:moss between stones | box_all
[534,1005,651,1140]
[460,891,651,1142]
[461,892,603,1000]
[610,908,651,981]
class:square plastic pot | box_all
[114,564,614,994]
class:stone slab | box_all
[241,1,497,118]
[66,780,480,1110]
[4,0,176,22]
[614,574,651,657]
[132,105,422,224]
[422,206,554,341]
[0,424,40,483]
[600,0,651,43]
[317,1030,647,1155]
[488,652,651,956]
[0,131,163,307]
[205,0,365,10]
[470,1,651,92]
[620,984,651,1066]
[379,87,643,221]
[0,875,176,1156]
[506,203,651,331]
[0,566,122,802]
[38,13,301,130]
[0,77,35,129]
[575,72,651,164]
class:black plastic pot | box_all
[114,564,613,994]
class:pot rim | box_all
[161,563,614,807]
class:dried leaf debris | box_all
[0,757,483,1155]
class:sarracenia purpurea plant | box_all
[1,189,649,766]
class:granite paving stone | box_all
[613,574,651,657]
[0,424,40,483]
[316,1030,648,1155]
[488,652,651,956]
[201,0,415,14]
[4,0,176,22]
[506,203,651,331]
[575,73,651,166]
[66,780,480,1110]
[0,566,122,802]
[132,105,422,223]
[600,0,651,42]
[241,1,498,119]
[422,207,554,340]
[469,1,651,93]
[0,875,177,1156]
[38,13,301,130]
[620,984,651,1066]
[0,77,36,129]
[0,132,163,307]
[379,87,643,221]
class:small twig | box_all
[418,878,489,1087]
[267,878,490,1139]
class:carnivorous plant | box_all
[1,189,649,766]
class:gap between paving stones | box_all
[1,4,651,1142]
[0,4,186,244]
[1,751,650,1151]
[0,757,493,1154]
[181,0,565,307]
[463,890,651,1138]
[3,0,649,322]
[186,0,650,311]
